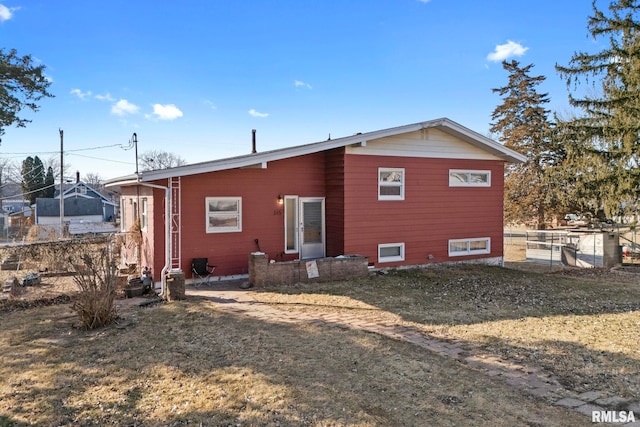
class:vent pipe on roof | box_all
[251,129,257,154]
[76,171,80,183]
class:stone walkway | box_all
[179,285,640,425]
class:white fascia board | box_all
[135,124,432,182]
[104,176,139,188]
[106,118,524,186]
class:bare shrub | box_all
[67,239,119,330]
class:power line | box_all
[67,152,134,165]
[0,142,125,156]
[0,182,57,201]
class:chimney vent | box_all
[251,129,257,154]
[76,171,80,183]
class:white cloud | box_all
[203,100,217,110]
[294,80,312,89]
[487,40,529,62]
[248,109,269,118]
[151,103,183,120]
[111,99,140,116]
[95,92,115,102]
[0,4,18,22]
[70,88,92,99]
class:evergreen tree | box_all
[21,156,33,203]
[0,48,54,138]
[21,155,45,204]
[490,60,560,227]
[555,0,640,218]
[43,166,55,198]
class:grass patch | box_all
[255,264,640,401]
[3,257,638,425]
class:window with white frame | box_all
[378,242,405,263]
[141,198,148,230]
[284,195,298,253]
[120,197,127,231]
[378,168,405,200]
[448,237,491,257]
[448,170,491,187]
[206,197,242,233]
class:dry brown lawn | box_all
[1,240,638,426]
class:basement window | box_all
[206,197,242,233]
[449,170,491,187]
[378,242,405,263]
[448,238,491,257]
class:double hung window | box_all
[378,168,405,200]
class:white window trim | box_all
[378,167,405,201]
[120,196,127,232]
[141,198,148,231]
[284,195,299,254]
[448,237,491,257]
[449,169,491,187]
[205,197,242,233]
[378,242,405,263]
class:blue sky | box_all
[1,0,599,180]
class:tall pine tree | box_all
[555,0,640,218]
[490,60,560,228]
[43,166,55,198]
[21,155,45,204]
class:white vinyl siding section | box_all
[448,238,491,257]
[206,197,242,233]
[378,243,405,263]
[378,168,405,200]
[346,128,503,160]
[449,170,491,187]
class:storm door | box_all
[299,197,325,259]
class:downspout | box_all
[135,180,171,298]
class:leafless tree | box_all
[140,150,187,171]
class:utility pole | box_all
[59,129,64,235]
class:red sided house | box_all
[106,118,525,287]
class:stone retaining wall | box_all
[248,252,369,286]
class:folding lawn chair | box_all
[191,258,216,287]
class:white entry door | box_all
[299,197,325,259]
